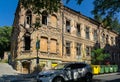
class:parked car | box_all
[37,62,93,82]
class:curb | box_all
[94,72,119,77]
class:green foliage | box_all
[92,0,120,32]
[111,18,120,33]
[0,26,12,59]
[91,48,110,64]
[20,0,61,14]
[20,0,83,14]
[0,59,8,63]
[92,0,120,18]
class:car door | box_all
[77,63,87,77]
[72,63,81,80]
[64,64,74,80]
[65,63,80,80]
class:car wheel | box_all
[84,73,92,82]
[53,77,64,82]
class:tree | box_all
[92,0,120,31]
[91,48,110,64]
[110,18,120,33]
[20,0,61,14]
[0,26,12,59]
[20,0,83,15]
[93,0,120,18]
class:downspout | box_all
[62,7,64,57]
[98,24,101,48]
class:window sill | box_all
[21,50,32,53]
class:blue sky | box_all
[0,0,94,27]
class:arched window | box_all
[42,11,48,25]
[25,10,32,28]
[50,14,57,27]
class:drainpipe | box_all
[98,24,101,48]
[62,7,64,57]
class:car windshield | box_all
[53,63,66,70]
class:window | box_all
[76,23,81,36]
[66,64,74,69]
[93,30,97,41]
[24,33,31,50]
[40,37,48,52]
[50,39,57,53]
[66,20,71,33]
[102,34,105,43]
[66,42,71,56]
[76,43,81,56]
[77,63,86,68]
[111,37,114,45]
[25,10,32,28]
[66,63,86,69]
[42,11,48,25]
[106,35,109,44]
[86,46,91,56]
[42,15,47,25]
[85,27,90,39]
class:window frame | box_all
[66,41,71,56]
[85,27,90,39]
[76,43,81,56]
[66,20,71,33]
[76,23,81,36]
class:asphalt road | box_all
[0,63,119,82]
[1,73,120,82]
[93,72,120,82]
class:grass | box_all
[0,59,8,63]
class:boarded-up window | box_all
[50,39,57,53]
[40,37,48,52]
[51,15,57,27]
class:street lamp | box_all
[36,37,40,73]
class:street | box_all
[93,73,120,82]
[1,73,120,82]
[0,63,120,82]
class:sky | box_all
[0,0,94,27]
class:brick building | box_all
[11,3,120,73]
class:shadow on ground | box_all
[0,73,37,82]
